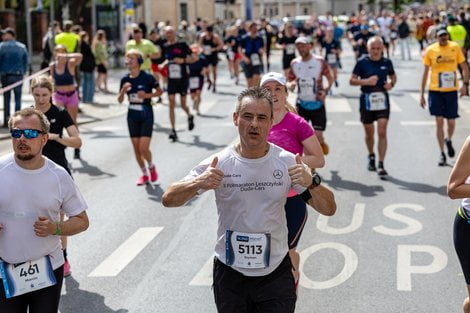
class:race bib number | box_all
[298,78,316,101]
[227,50,235,60]
[129,93,144,104]
[169,63,182,79]
[286,44,296,55]
[0,256,56,299]
[189,77,200,89]
[438,71,456,89]
[327,53,337,64]
[367,92,388,111]
[203,45,212,55]
[225,230,270,269]
[250,54,261,66]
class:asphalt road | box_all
[1,41,470,313]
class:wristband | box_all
[54,222,61,235]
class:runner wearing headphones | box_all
[118,49,162,185]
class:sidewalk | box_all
[0,68,129,140]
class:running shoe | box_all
[169,129,178,142]
[334,80,339,87]
[320,142,329,155]
[445,138,455,158]
[438,152,446,166]
[74,148,81,160]
[63,259,71,277]
[136,175,149,186]
[149,166,158,182]
[207,79,212,90]
[377,167,388,176]
[368,154,376,171]
[212,85,216,93]
[188,115,195,131]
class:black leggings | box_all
[454,212,470,285]
[0,265,64,313]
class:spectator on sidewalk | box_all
[41,21,61,69]
[398,15,412,60]
[55,20,80,53]
[79,31,96,103]
[0,27,28,128]
[92,30,109,93]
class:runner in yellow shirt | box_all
[420,25,469,166]
[125,28,160,72]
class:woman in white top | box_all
[448,135,470,313]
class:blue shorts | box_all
[127,106,154,137]
[428,91,459,119]
[285,195,308,249]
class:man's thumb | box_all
[210,156,218,168]
[295,154,302,164]
[38,216,48,221]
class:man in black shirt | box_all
[162,26,197,142]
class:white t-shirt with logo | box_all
[185,143,306,276]
[0,153,87,275]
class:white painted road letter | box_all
[317,203,365,235]
[396,245,448,291]
[373,203,425,236]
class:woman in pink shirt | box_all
[261,72,325,287]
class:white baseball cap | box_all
[295,36,311,44]
[260,72,287,87]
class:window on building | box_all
[180,3,188,22]
[303,7,309,15]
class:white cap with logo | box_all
[260,72,287,87]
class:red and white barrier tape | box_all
[0,65,52,95]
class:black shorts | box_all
[97,64,107,74]
[127,107,154,137]
[189,76,204,93]
[360,93,390,124]
[282,55,295,70]
[428,91,459,119]
[296,104,327,131]
[213,255,296,313]
[0,265,64,312]
[454,209,470,285]
[167,78,189,96]
[205,54,219,66]
[285,195,308,249]
[243,64,263,79]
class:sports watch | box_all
[308,173,321,189]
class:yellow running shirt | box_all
[423,41,465,92]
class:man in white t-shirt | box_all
[0,107,89,312]
[162,87,336,313]
[377,10,394,57]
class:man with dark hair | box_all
[162,87,336,313]
[0,27,28,127]
[0,107,89,312]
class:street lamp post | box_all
[24,0,32,72]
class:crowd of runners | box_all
[1,3,470,313]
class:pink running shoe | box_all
[136,175,149,186]
[149,166,158,182]
[63,259,71,277]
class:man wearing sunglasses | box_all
[420,24,469,167]
[0,107,89,312]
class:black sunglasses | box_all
[11,129,45,139]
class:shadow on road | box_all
[60,276,128,313]
[80,130,128,140]
[198,113,227,119]
[384,175,447,196]
[72,159,116,179]
[145,183,164,202]
[325,170,385,197]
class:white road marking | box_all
[189,256,214,286]
[390,97,402,112]
[326,97,352,113]
[88,227,163,277]
[400,121,434,126]
[344,121,362,126]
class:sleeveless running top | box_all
[461,176,470,214]
[202,36,217,56]
[53,61,75,86]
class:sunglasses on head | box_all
[11,129,44,139]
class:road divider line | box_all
[344,121,362,126]
[189,256,214,286]
[327,97,352,113]
[390,98,402,112]
[88,227,164,277]
[400,121,434,126]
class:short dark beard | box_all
[16,153,35,161]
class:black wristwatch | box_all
[308,173,322,189]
